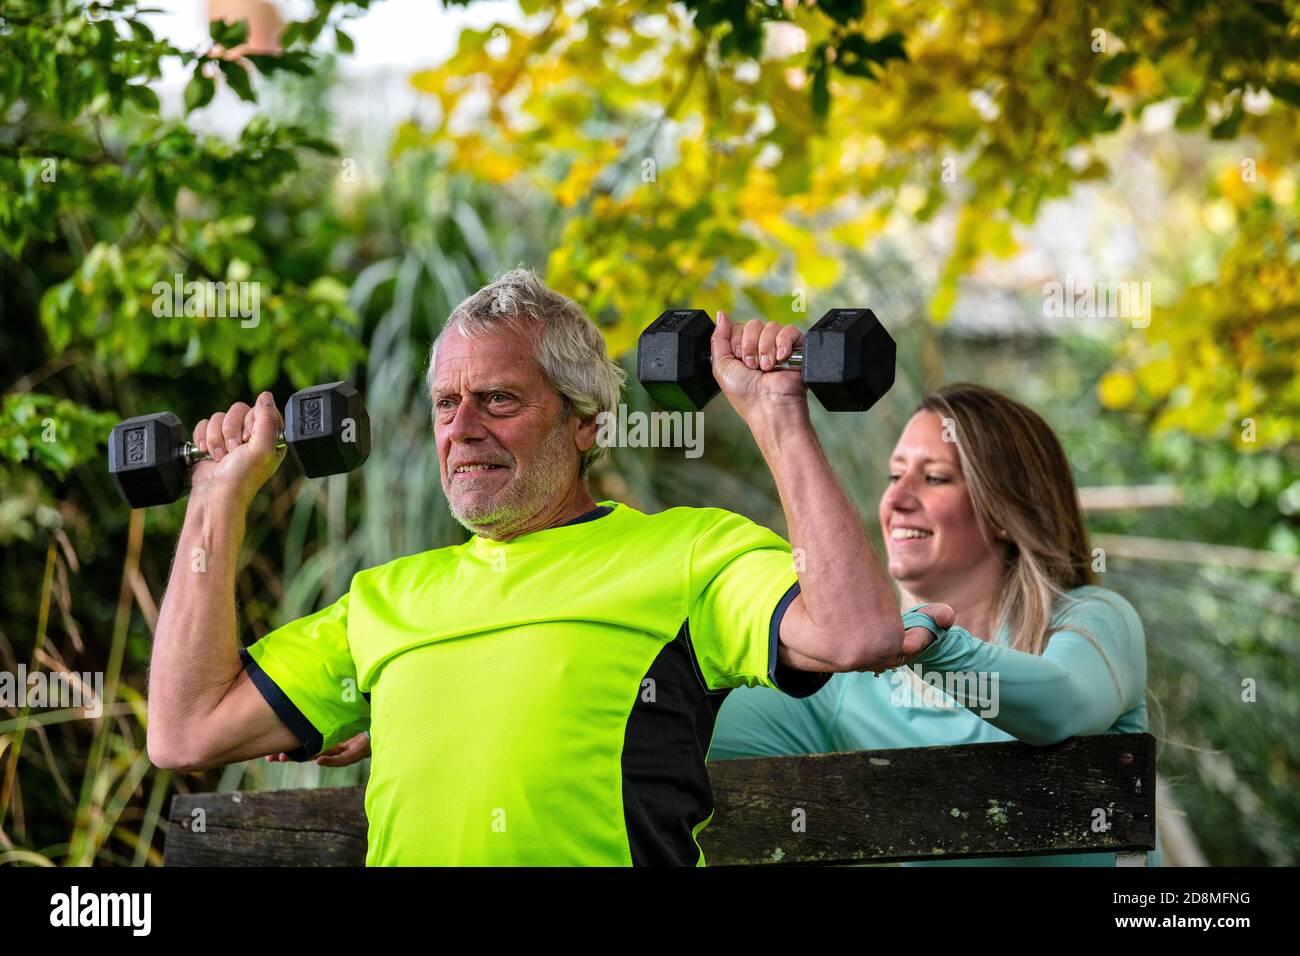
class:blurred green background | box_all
[1,0,1298,866]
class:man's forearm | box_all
[750,405,902,664]
[147,490,248,760]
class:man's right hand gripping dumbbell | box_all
[133,383,369,771]
[109,381,369,509]
[189,391,287,509]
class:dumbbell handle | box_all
[181,432,288,466]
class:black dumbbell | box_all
[637,308,896,412]
[108,381,371,509]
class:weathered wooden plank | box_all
[701,734,1156,865]
[164,733,1155,866]
[165,786,367,867]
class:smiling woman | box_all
[709,382,1161,866]
[886,383,1099,654]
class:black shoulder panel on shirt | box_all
[621,622,728,866]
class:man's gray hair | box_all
[426,268,626,476]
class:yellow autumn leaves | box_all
[399,0,1299,454]
[1100,161,1300,450]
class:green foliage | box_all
[0,0,373,499]
[0,393,118,545]
[0,393,115,479]
[10,20,371,401]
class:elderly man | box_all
[147,268,947,865]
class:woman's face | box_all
[878,410,1003,595]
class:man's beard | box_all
[443,416,578,540]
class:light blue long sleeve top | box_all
[707,585,1162,865]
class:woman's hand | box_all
[265,731,371,767]
[876,603,955,673]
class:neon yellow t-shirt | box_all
[240,501,825,865]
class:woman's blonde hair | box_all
[914,383,1097,655]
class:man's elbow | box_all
[146,733,189,771]
[147,730,216,773]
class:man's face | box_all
[433,327,590,538]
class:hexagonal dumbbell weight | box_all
[636,308,896,412]
[108,381,371,508]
